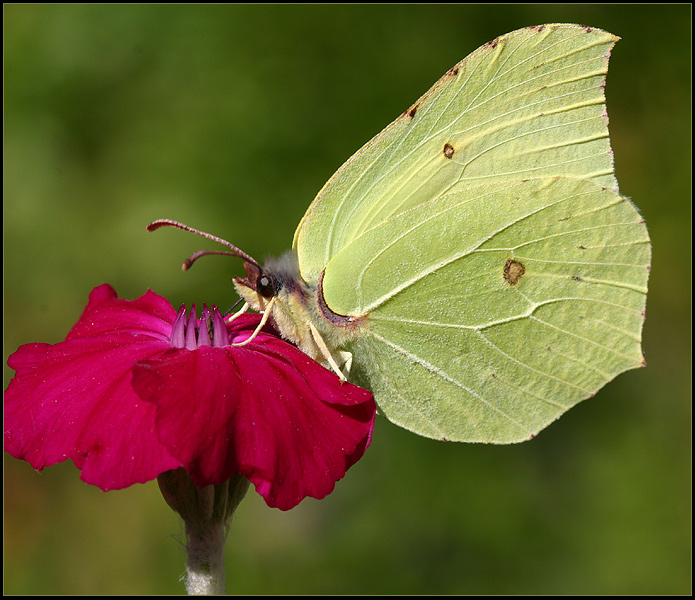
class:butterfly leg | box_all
[231,297,276,347]
[224,301,250,323]
[308,321,347,381]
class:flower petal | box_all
[133,323,375,510]
[4,286,182,490]
[66,284,177,341]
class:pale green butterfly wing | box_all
[321,177,650,442]
[295,24,620,282]
[286,24,650,442]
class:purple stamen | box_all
[198,305,212,347]
[170,304,230,349]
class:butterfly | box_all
[152,23,651,443]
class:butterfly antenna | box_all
[147,219,262,271]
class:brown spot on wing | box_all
[503,259,526,285]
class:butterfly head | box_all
[233,251,322,356]
[233,251,305,305]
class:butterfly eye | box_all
[257,274,276,298]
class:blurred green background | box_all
[4,4,691,595]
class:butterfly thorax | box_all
[233,251,359,365]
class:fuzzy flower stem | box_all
[184,503,227,596]
[158,469,251,595]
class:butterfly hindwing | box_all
[323,177,649,442]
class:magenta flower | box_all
[4,284,375,511]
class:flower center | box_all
[170,305,229,349]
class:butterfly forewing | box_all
[294,24,620,283]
